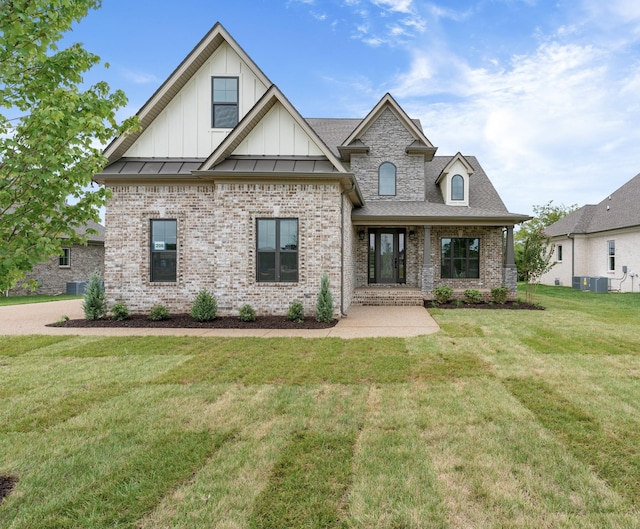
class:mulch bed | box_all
[49,314,338,329]
[0,475,18,504]
[426,301,545,310]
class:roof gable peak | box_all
[340,93,436,161]
[104,22,271,162]
[199,85,348,173]
[435,152,475,184]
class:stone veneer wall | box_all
[8,243,104,295]
[431,226,505,292]
[105,182,345,318]
[349,108,425,202]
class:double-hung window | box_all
[608,240,615,272]
[211,77,238,128]
[150,220,177,282]
[59,248,70,268]
[257,218,298,282]
[441,237,480,279]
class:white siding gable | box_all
[232,102,324,156]
[123,42,269,158]
[440,159,470,206]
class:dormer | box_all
[435,153,474,206]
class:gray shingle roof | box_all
[545,172,640,236]
[62,220,104,243]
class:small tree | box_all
[82,271,106,320]
[515,201,577,280]
[316,272,334,323]
[520,228,556,304]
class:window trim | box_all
[378,162,397,196]
[150,219,177,283]
[211,76,239,129]
[451,174,465,201]
[256,218,299,283]
[59,247,70,268]
[608,240,615,272]
[441,237,480,279]
[557,244,563,262]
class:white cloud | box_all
[371,0,414,14]
[120,68,159,85]
[394,36,640,213]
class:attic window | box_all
[451,174,464,201]
[211,77,238,128]
[379,162,396,196]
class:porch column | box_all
[421,226,434,292]
[503,226,517,294]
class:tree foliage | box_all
[520,228,556,304]
[515,201,578,281]
[0,0,137,291]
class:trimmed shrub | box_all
[287,300,305,323]
[239,303,256,322]
[315,272,334,323]
[191,289,217,322]
[491,287,509,304]
[433,285,453,304]
[464,289,483,304]
[83,271,107,320]
[149,304,170,321]
[111,301,129,321]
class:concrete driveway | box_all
[0,299,439,338]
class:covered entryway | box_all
[368,228,406,284]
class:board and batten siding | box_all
[232,102,324,156]
[123,42,269,158]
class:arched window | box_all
[379,162,396,196]
[451,174,464,201]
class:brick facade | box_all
[8,243,104,295]
[431,225,506,293]
[105,182,345,317]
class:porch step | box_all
[351,287,425,307]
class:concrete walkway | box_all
[0,299,440,338]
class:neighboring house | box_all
[94,23,529,317]
[7,221,105,295]
[541,172,640,293]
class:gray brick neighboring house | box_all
[7,221,104,296]
[94,23,529,318]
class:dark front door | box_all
[368,228,406,284]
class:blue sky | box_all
[65,0,640,215]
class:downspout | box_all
[567,233,574,278]
[340,180,356,317]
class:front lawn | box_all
[0,295,81,307]
[0,285,638,528]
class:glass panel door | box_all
[379,232,395,282]
[367,229,406,284]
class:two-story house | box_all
[95,23,529,318]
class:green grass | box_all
[1,284,639,527]
[0,295,81,306]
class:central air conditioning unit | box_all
[589,277,609,293]
[572,276,590,290]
